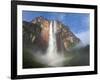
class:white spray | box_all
[34,20,66,67]
[45,21,65,66]
[46,21,57,59]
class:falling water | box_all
[46,21,57,58]
[45,20,65,66]
[34,20,66,67]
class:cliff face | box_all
[31,16,50,48]
[23,16,80,52]
[55,21,80,51]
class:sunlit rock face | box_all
[55,20,80,51]
[31,16,50,50]
[23,16,80,52]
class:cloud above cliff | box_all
[75,30,90,46]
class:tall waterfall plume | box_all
[33,20,65,67]
[45,20,65,66]
[46,21,57,59]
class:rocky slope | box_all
[23,16,80,52]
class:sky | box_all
[22,11,90,45]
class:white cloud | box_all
[75,30,90,46]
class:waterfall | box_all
[33,20,65,67]
[46,21,57,58]
[45,20,65,66]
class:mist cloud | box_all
[75,30,90,46]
